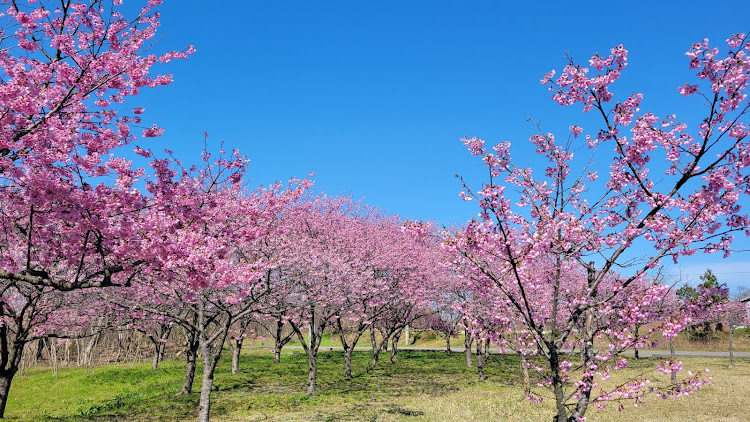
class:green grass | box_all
[8,349,525,421]
[8,350,750,421]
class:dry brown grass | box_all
[410,327,750,353]
[288,358,750,422]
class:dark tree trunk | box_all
[0,371,15,419]
[274,345,282,364]
[274,320,284,364]
[0,305,28,418]
[390,331,400,364]
[337,320,367,379]
[269,319,295,364]
[340,325,353,379]
[177,339,199,395]
[549,345,569,422]
[34,340,44,361]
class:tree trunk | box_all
[343,345,354,379]
[0,371,16,419]
[633,324,640,360]
[669,337,677,385]
[46,339,59,377]
[370,327,380,368]
[476,338,485,382]
[157,340,166,365]
[231,338,243,375]
[445,335,451,353]
[274,320,284,364]
[274,344,282,364]
[521,355,530,397]
[114,332,124,363]
[568,264,597,422]
[81,333,100,370]
[337,320,368,379]
[549,347,569,422]
[198,350,215,422]
[152,349,160,371]
[307,349,318,395]
[64,341,71,367]
[291,318,323,396]
[729,325,735,367]
[464,330,473,367]
[177,342,199,395]
[390,332,400,364]
[35,340,44,361]
[150,327,171,370]
[195,301,232,422]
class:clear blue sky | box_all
[128,0,750,291]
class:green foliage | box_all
[677,269,722,302]
[699,269,719,287]
[677,284,699,302]
[677,269,731,341]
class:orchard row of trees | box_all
[0,1,748,422]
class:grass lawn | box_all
[8,349,750,421]
[271,327,750,352]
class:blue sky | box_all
[127,1,750,291]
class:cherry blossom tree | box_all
[0,0,192,290]
[721,300,749,367]
[279,196,370,395]
[367,298,422,367]
[365,220,443,367]
[332,217,441,377]
[0,0,191,416]
[105,293,174,369]
[424,305,461,353]
[133,146,310,422]
[451,33,749,422]
[0,279,117,415]
[255,267,301,364]
[227,314,254,375]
